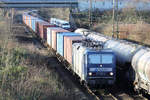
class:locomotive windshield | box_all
[101,54,113,64]
[89,54,101,64]
[89,54,113,64]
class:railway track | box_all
[88,87,148,100]
[21,23,150,100]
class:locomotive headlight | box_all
[89,72,92,76]
[110,72,114,76]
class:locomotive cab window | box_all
[88,54,113,64]
[89,54,101,64]
[102,54,113,64]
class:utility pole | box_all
[89,0,92,28]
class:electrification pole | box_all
[112,0,119,38]
[89,0,92,28]
[116,0,119,38]
[112,0,115,37]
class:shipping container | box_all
[56,32,81,56]
[47,27,60,46]
[51,28,69,50]
[35,20,44,35]
[38,21,55,40]
[64,36,82,64]
[26,15,29,26]
[32,18,44,32]
[22,13,25,24]
[29,16,32,29]
[31,16,36,31]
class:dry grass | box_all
[0,12,87,100]
[95,21,150,45]
[38,8,70,21]
[0,47,71,100]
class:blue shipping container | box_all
[32,17,43,32]
[31,16,35,31]
[57,32,81,56]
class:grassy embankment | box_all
[0,11,77,100]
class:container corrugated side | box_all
[29,16,32,29]
[31,16,36,31]
[64,36,82,64]
[35,20,44,35]
[43,24,55,40]
[57,32,81,56]
[39,22,55,40]
[38,21,48,39]
[72,43,86,80]
[47,27,59,46]
[51,28,69,50]
[22,14,25,24]
[26,15,29,26]
[34,18,44,32]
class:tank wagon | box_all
[22,12,116,86]
[132,48,150,94]
[75,28,142,67]
[104,40,143,67]
[75,28,110,43]
[75,28,150,94]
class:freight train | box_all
[22,12,116,86]
[75,28,150,94]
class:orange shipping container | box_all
[51,28,69,50]
[38,22,55,40]
[64,36,82,64]
[26,15,29,26]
